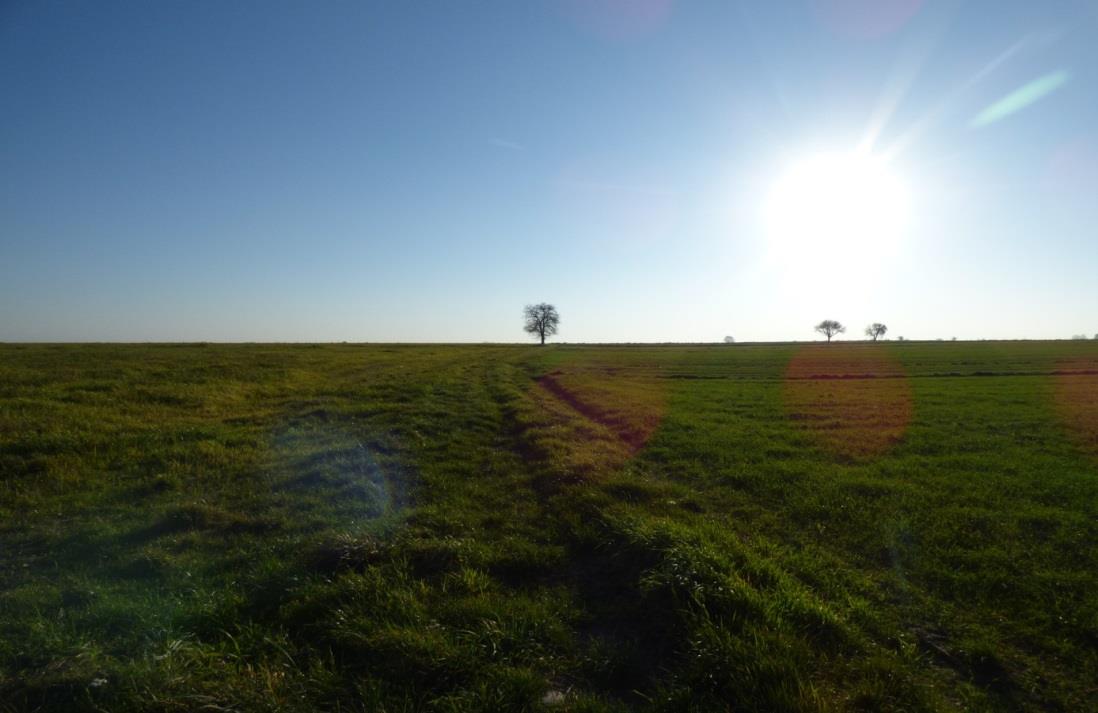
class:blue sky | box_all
[2,0,1096,342]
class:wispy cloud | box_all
[881,33,1053,161]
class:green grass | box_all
[1,341,1096,711]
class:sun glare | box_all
[764,152,909,265]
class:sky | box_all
[2,0,1096,343]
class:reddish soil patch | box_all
[783,344,913,460]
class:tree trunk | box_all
[540,333,545,345]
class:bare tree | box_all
[723,336,736,344]
[865,323,888,341]
[523,303,560,345]
[815,320,845,343]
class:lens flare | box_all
[528,362,667,478]
[969,70,1070,128]
[811,0,922,39]
[1054,358,1098,459]
[558,0,673,40]
[783,344,913,460]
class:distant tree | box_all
[724,336,736,344]
[523,303,560,345]
[864,323,888,341]
[814,320,845,343]
[1072,334,1089,340]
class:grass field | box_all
[1,341,1096,712]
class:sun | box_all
[763,151,909,266]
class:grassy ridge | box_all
[0,342,1095,711]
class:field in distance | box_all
[1,341,1096,712]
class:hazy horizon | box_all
[2,336,1093,346]
[3,1,1097,343]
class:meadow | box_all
[0,341,1095,712]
